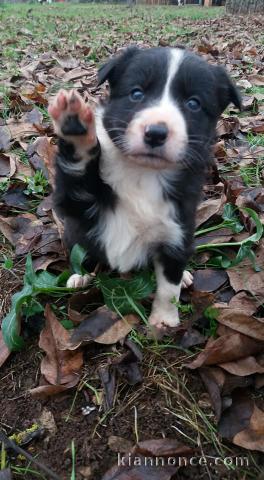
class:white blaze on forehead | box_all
[161,48,185,104]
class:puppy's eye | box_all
[130,88,144,102]
[186,98,201,112]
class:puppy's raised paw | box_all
[66,273,92,289]
[48,89,96,148]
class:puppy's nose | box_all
[144,123,168,148]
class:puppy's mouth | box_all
[127,152,175,169]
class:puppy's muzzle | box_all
[144,123,168,148]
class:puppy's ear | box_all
[213,65,242,113]
[98,47,139,87]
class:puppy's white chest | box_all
[100,166,183,272]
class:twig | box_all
[0,430,61,480]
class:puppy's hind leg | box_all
[67,273,92,289]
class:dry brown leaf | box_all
[67,306,139,348]
[196,195,226,228]
[227,241,264,300]
[0,331,11,369]
[219,391,264,452]
[0,126,11,151]
[228,291,260,315]
[220,355,264,376]
[0,153,16,177]
[27,137,57,186]
[216,308,264,341]
[63,67,93,82]
[30,305,83,398]
[6,122,39,140]
[38,408,57,440]
[30,382,78,399]
[102,438,194,480]
[199,366,253,421]
[54,54,79,70]
[233,405,264,452]
[193,269,228,293]
[248,74,264,86]
[187,332,263,369]
[68,288,102,324]
[216,116,240,137]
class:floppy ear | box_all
[213,65,242,113]
[98,46,139,87]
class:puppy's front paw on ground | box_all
[149,309,180,329]
[181,270,193,289]
[48,89,96,146]
[66,273,92,289]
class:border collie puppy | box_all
[49,47,241,329]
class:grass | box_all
[240,160,264,187]
[0,3,224,80]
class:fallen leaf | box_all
[30,305,83,397]
[23,108,43,125]
[0,153,14,176]
[216,308,264,341]
[233,405,264,452]
[5,122,39,141]
[187,332,263,369]
[102,438,194,480]
[30,382,78,399]
[217,117,240,137]
[193,269,228,292]
[227,241,264,299]
[248,74,264,86]
[113,349,143,385]
[228,292,260,315]
[38,408,57,441]
[0,331,11,368]
[27,136,56,185]
[68,288,103,324]
[63,67,93,82]
[98,365,116,410]
[220,355,264,376]
[3,186,30,210]
[54,54,79,70]
[0,126,11,151]
[135,439,194,458]
[196,195,226,228]
[67,306,139,348]
[219,390,264,452]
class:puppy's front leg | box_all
[48,89,100,174]
[49,90,100,289]
[149,258,193,329]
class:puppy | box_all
[49,47,241,329]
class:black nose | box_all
[144,124,168,148]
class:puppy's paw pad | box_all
[181,270,193,289]
[67,273,91,289]
[48,90,95,139]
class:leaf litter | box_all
[0,4,264,479]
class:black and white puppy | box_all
[49,47,241,329]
